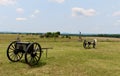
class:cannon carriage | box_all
[7,41,42,66]
[83,39,97,49]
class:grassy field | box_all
[0,34,120,76]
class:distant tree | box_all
[56,31,60,35]
[45,32,52,37]
[65,35,71,39]
[40,35,44,38]
[42,31,61,38]
[65,35,69,38]
[53,31,60,37]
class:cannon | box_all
[7,41,42,66]
[83,39,97,49]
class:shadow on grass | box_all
[84,47,97,49]
[7,56,56,68]
[30,61,47,68]
[8,60,46,69]
[19,60,47,68]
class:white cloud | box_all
[117,20,120,22]
[16,18,27,21]
[112,11,120,16]
[16,8,24,14]
[113,20,120,26]
[72,7,96,17]
[0,0,16,6]
[30,15,35,18]
[30,9,40,18]
[34,10,40,14]
[48,0,64,3]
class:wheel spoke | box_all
[36,48,40,52]
[29,57,34,64]
[34,44,37,49]
[36,50,40,53]
[8,50,14,53]
[34,56,38,62]
[11,44,15,49]
[15,55,18,61]
[9,53,15,57]
[13,55,17,61]
[10,54,14,60]
[13,55,16,61]
[9,54,15,60]
[34,45,39,51]
[27,54,31,61]
[35,55,40,59]
[33,57,37,63]
[9,47,15,51]
[17,53,21,59]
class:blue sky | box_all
[0,0,120,34]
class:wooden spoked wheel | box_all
[83,40,87,49]
[25,42,42,66]
[7,41,23,62]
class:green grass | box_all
[0,34,120,76]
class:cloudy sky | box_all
[0,0,120,34]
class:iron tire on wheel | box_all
[93,41,96,48]
[25,42,42,66]
[83,40,87,49]
[7,41,23,62]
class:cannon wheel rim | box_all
[7,41,23,62]
[83,40,87,49]
[25,42,42,66]
[93,41,96,48]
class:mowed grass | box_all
[0,34,120,76]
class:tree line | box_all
[0,32,120,38]
[81,34,120,38]
[40,31,60,38]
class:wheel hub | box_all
[31,52,37,57]
[14,49,19,55]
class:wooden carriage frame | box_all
[83,39,96,49]
[7,41,42,66]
